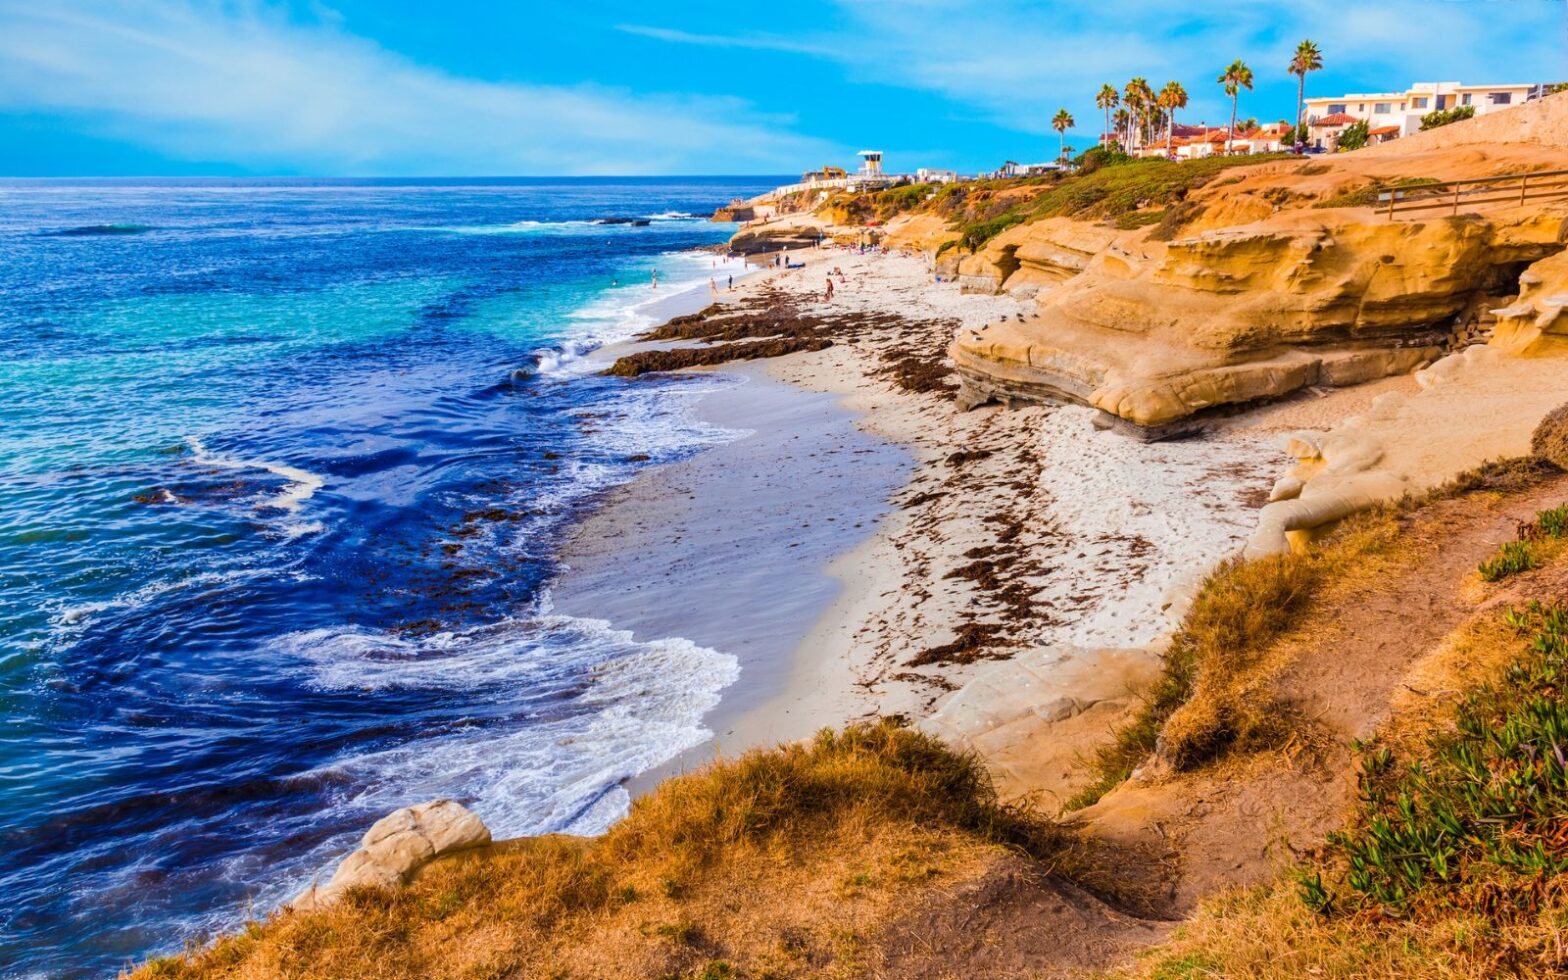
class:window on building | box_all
[1374,103,1392,114]
[1327,103,1347,114]
[1461,93,1473,106]
[1490,92,1513,105]
[1412,97,1428,109]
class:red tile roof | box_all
[1369,125,1400,136]
[1314,112,1358,126]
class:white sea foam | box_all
[49,565,309,637]
[186,436,326,521]
[279,609,738,837]
[532,251,753,380]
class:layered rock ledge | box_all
[944,96,1568,439]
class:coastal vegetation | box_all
[131,722,1068,978]
[1217,58,1255,153]
[1072,457,1561,807]
[831,151,1287,253]
[1421,104,1477,130]
[1132,582,1568,977]
[1289,40,1325,140]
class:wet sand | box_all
[549,361,913,788]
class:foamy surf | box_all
[262,609,737,904]
[186,436,326,519]
[532,251,752,380]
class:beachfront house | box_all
[1303,81,1560,150]
[991,160,1065,178]
[916,168,959,184]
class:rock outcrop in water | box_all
[289,799,490,911]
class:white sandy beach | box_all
[545,242,1334,799]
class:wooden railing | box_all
[1380,168,1568,219]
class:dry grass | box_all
[130,721,1065,980]
[1071,457,1560,807]
[1123,585,1568,980]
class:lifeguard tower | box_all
[857,150,884,175]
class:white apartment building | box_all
[1303,81,1558,147]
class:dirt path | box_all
[1076,474,1568,916]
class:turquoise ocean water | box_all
[0,177,781,976]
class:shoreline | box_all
[549,242,1297,805]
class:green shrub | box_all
[1478,540,1538,581]
[1311,176,1440,210]
[1323,602,1568,914]
[1419,105,1476,131]
[1335,119,1371,152]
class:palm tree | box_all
[1158,81,1188,158]
[1052,108,1075,161]
[1096,84,1120,148]
[1217,59,1255,153]
[1288,40,1324,149]
[1124,77,1152,150]
[1112,107,1131,154]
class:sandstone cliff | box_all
[947,94,1568,436]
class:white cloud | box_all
[0,0,832,174]
[623,0,1565,139]
[615,24,838,58]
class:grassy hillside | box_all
[132,723,1066,979]
[823,152,1290,252]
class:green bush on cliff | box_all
[945,153,1288,251]
[1335,119,1371,152]
[1419,105,1476,131]
[1326,601,1568,912]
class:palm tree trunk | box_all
[1228,94,1238,153]
[1296,73,1305,149]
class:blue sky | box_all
[0,0,1564,176]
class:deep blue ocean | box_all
[0,176,782,977]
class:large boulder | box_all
[289,799,491,912]
[1533,402,1568,470]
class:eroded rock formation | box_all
[289,799,491,912]
[950,205,1566,437]
[946,95,1568,437]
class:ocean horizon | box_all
[0,175,784,977]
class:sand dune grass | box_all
[130,721,1065,979]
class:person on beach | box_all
[824,277,835,301]
[651,269,658,289]
[727,274,733,291]
[709,277,717,295]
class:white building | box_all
[992,160,1066,178]
[857,150,884,175]
[916,168,958,184]
[1303,81,1559,148]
